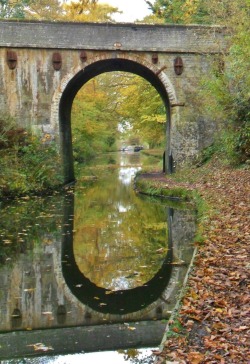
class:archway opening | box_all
[59,58,171,183]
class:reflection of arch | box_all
[56,56,177,183]
[61,192,173,315]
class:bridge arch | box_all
[55,55,178,183]
[1,21,227,176]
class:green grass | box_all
[135,178,194,201]
[135,169,212,246]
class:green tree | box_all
[72,71,166,162]
[0,0,30,19]
[146,0,250,163]
[103,72,166,148]
[71,78,119,162]
[25,0,62,20]
[145,0,208,24]
[199,0,250,162]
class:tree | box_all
[197,0,250,162]
[25,0,62,20]
[138,13,165,24]
[0,0,120,22]
[104,72,166,148]
[71,77,119,162]
[0,0,30,19]
[62,0,120,22]
[145,0,250,162]
[71,71,166,162]
[145,0,208,24]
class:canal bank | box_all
[136,158,250,363]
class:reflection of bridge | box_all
[0,321,166,359]
[62,192,173,315]
[0,21,227,181]
[0,192,196,358]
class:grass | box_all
[134,160,219,247]
[135,178,194,201]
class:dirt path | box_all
[139,163,250,363]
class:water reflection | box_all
[119,153,140,185]
[72,153,169,292]
[0,152,196,359]
[61,152,175,315]
[62,191,173,314]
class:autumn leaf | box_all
[149,163,250,363]
[27,343,53,352]
[187,351,205,364]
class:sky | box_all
[40,349,155,364]
[98,0,152,22]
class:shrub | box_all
[0,116,63,198]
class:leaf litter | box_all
[148,162,250,363]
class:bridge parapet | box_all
[0,20,227,53]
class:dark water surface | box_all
[0,152,196,363]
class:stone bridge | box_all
[0,20,226,182]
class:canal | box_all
[0,151,196,363]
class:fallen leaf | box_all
[27,343,54,352]
[187,351,205,364]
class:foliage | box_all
[0,114,37,151]
[201,0,250,25]
[101,72,166,149]
[197,0,250,164]
[119,75,166,148]
[138,12,165,24]
[71,78,119,163]
[145,0,209,24]
[0,0,120,21]
[25,0,62,20]
[145,0,250,25]
[61,0,120,22]
[145,0,249,165]
[0,0,31,19]
[0,115,63,198]
[72,72,166,162]
[144,1,249,163]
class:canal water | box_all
[0,151,196,363]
